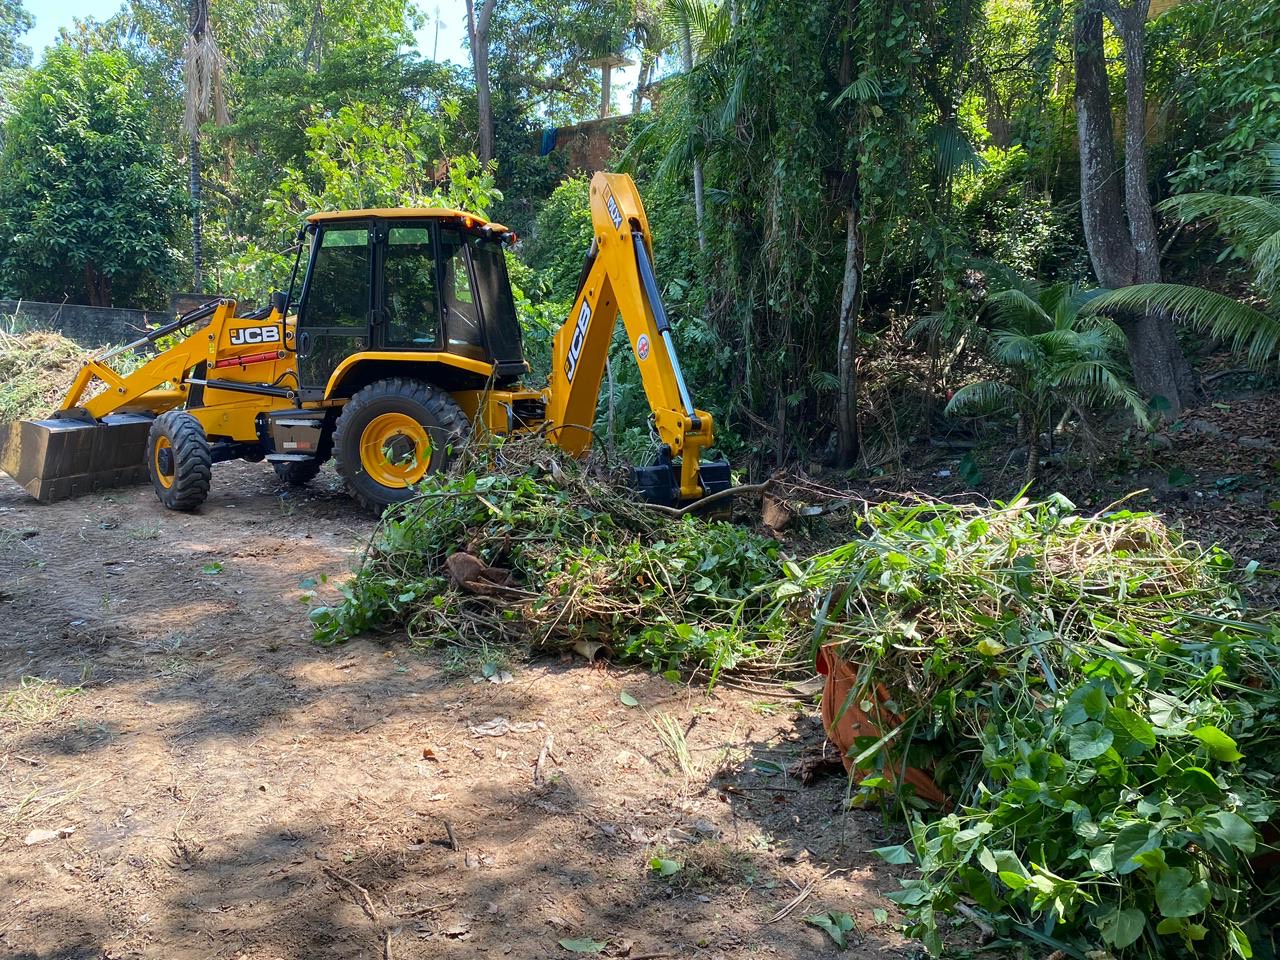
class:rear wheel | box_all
[332,378,469,513]
[147,412,211,511]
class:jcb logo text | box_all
[229,325,282,346]
[564,301,591,381]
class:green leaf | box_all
[1098,907,1146,949]
[1191,725,1244,762]
[805,911,856,948]
[649,856,681,877]
[1105,708,1157,757]
[619,691,639,707]
[1155,866,1211,918]
[872,908,888,924]
[885,879,931,905]
[1230,927,1254,958]
[558,937,606,954]
[1156,917,1208,940]
[1088,843,1113,872]
[201,561,223,574]
[299,577,318,589]
[1206,811,1256,854]
[1178,766,1224,796]
[1068,720,1114,760]
[1113,822,1161,875]
[976,638,1005,656]
[872,844,913,865]
[1063,682,1108,725]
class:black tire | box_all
[146,411,212,511]
[332,378,469,513]
[273,458,324,486]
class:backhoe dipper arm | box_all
[544,172,718,502]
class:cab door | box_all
[376,222,442,351]
[296,223,373,389]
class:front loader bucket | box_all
[0,413,154,503]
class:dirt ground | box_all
[0,462,919,960]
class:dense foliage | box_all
[778,496,1279,957]
[0,47,182,306]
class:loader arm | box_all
[544,172,726,503]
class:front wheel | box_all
[146,411,212,511]
[332,378,469,513]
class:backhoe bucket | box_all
[0,414,153,503]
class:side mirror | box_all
[271,290,289,315]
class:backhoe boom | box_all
[544,172,728,504]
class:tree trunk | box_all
[679,22,707,251]
[1074,0,1200,415]
[466,0,497,165]
[835,197,863,467]
[83,262,110,307]
[1074,6,1132,289]
[190,135,204,292]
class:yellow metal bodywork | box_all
[61,300,297,440]
[324,350,497,398]
[56,302,531,446]
[543,172,717,501]
[23,177,719,505]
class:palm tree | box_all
[183,0,228,293]
[946,277,1149,484]
[1086,144,1280,369]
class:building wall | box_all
[1149,0,1184,18]
[540,116,631,175]
[0,300,166,348]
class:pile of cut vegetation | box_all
[311,440,796,683]
[0,328,89,421]
[319,451,1279,958]
[776,495,1279,958]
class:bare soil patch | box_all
[0,462,914,960]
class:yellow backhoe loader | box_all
[0,172,729,513]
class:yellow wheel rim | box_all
[359,412,431,489]
[154,435,174,489]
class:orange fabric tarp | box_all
[816,644,947,807]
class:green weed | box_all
[0,676,81,726]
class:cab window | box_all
[304,227,369,328]
[382,226,439,348]
[439,228,485,357]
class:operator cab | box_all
[292,209,526,394]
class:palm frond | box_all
[1085,283,1280,368]
[1250,228,1280,295]
[1050,359,1151,427]
[833,72,883,108]
[985,288,1050,331]
[1158,193,1280,251]
[183,29,229,136]
[945,380,1018,417]
[718,66,748,134]
[990,329,1042,366]
[971,258,1038,298]
[662,0,729,57]
[1261,142,1280,198]
[927,122,982,182]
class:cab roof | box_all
[306,207,510,233]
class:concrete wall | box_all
[0,300,168,348]
[541,116,631,174]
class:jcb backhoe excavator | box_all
[0,173,729,513]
